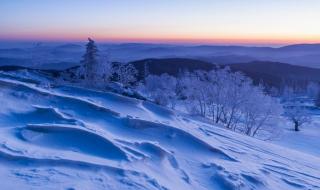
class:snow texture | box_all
[0,70,319,190]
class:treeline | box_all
[142,68,282,137]
[61,38,139,89]
[132,59,320,97]
[62,38,313,137]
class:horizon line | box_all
[2,37,320,47]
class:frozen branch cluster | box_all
[76,38,137,88]
[144,67,283,137]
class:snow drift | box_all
[0,70,319,190]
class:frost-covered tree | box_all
[306,82,319,98]
[141,66,283,137]
[241,85,283,136]
[306,82,320,107]
[114,63,138,88]
[80,38,99,83]
[205,68,229,123]
[208,69,247,127]
[76,38,113,86]
[175,67,283,137]
[144,73,177,108]
[286,105,311,131]
[180,70,209,116]
[97,54,113,83]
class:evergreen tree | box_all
[81,38,98,82]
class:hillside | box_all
[228,61,320,88]
[0,69,319,189]
[2,57,319,90]
[131,58,320,88]
[131,58,215,79]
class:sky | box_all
[1,0,320,45]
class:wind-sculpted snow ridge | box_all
[0,71,320,190]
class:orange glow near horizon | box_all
[2,24,320,45]
[3,32,320,46]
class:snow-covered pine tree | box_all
[81,38,99,82]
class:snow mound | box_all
[0,71,319,190]
[19,124,128,161]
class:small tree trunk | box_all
[294,121,300,131]
[245,127,252,136]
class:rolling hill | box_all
[131,58,320,89]
[0,69,319,189]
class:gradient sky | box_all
[1,0,320,45]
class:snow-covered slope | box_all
[0,70,319,190]
[273,118,320,157]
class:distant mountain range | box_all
[1,42,320,69]
[1,42,320,89]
